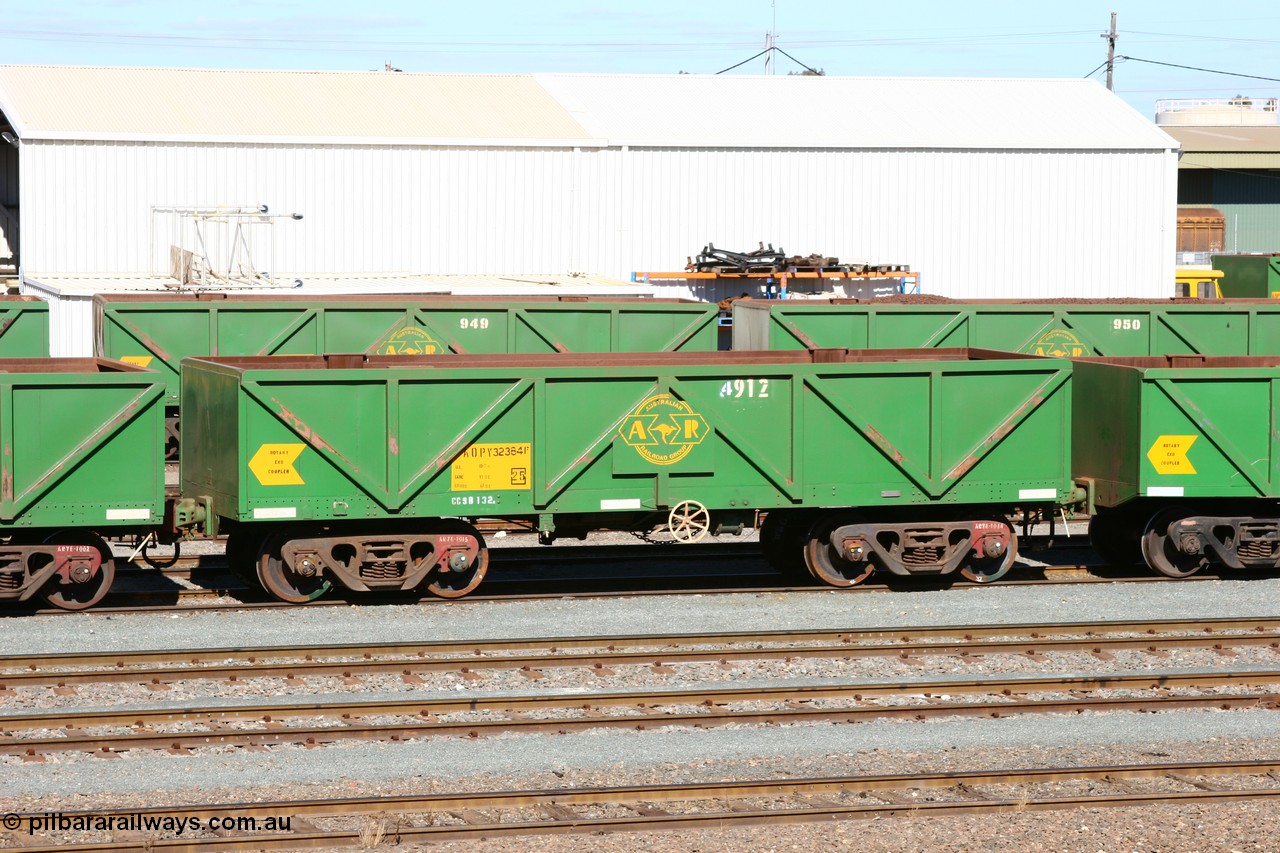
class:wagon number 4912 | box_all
[719,379,769,398]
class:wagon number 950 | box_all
[719,379,769,399]
[1112,318,1142,331]
[459,318,490,330]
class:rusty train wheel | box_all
[256,530,333,603]
[424,519,489,599]
[958,518,1018,583]
[1141,507,1209,578]
[39,531,116,611]
[803,514,875,588]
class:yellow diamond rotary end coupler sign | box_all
[1146,435,1197,475]
[120,355,154,368]
[249,443,306,485]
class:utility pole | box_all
[1102,12,1117,91]
[764,0,777,75]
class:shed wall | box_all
[18,141,1177,298]
[1209,170,1280,253]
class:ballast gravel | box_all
[6,571,1280,657]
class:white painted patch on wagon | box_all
[105,508,151,520]
[253,507,298,519]
[1018,488,1057,500]
[1146,486,1185,497]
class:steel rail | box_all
[4,619,1280,689]
[14,563,1241,617]
[4,615,1277,670]
[3,693,1272,759]
[22,758,1280,820]
[9,762,1280,851]
[3,669,1278,757]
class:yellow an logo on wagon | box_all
[619,393,709,466]
[376,325,441,355]
[1029,328,1087,358]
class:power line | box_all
[716,45,820,75]
[1118,55,1280,84]
[0,25,1106,53]
[1082,60,1109,79]
[715,49,770,75]
[1125,30,1280,46]
[773,47,820,75]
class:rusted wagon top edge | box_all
[93,293,706,306]
[1074,354,1280,370]
[0,357,151,374]
[0,295,45,304]
[733,296,1280,308]
[183,347,1059,372]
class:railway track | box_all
[7,760,1280,851]
[3,616,1279,689]
[16,548,1265,618]
[5,665,1280,759]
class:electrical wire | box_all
[1082,60,1109,79]
[715,49,770,75]
[773,47,820,75]
[1119,55,1280,84]
[716,46,822,76]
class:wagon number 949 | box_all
[719,379,769,399]
[1112,318,1142,331]
[459,317,490,329]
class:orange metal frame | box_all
[633,270,921,292]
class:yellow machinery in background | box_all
[1174,268,1224,298]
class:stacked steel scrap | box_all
[686,243,910,274]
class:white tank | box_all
[1156,98,1279,126]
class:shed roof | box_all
[21,272,656,298]
[0,65,1177,150]
[1162,125,1280,169]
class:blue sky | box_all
[1,1,1277,118]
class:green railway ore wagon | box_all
[1073,355,1280,578]
[1211,253,1280,299]
[0,296,50,357]
[733,298,1280,357]
[97,293,720,456]
[177,348,1076,602]
[0,359,166,609]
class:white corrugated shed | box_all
[22,271,656,356]
[0,66,1179,318]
